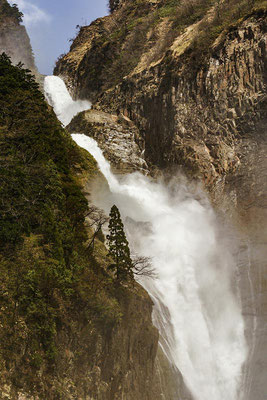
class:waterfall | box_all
[44,76,248,400]
[44,76,91,126]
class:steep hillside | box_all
[55,0,266,101]
[0,54,161,400]
[55,1,267,399]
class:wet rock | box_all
[67,109,149,174]
[55,5,267,399]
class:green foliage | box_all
[155,0,179,19]
[107,205,134,282]
[88,292,123,327]
[0,54,122,388]
[0,1,24,23]
[0,54,87,248]
[0,53,89,363]
[127,16,144,31]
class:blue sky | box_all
[9,0,108,74]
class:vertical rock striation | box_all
[55,2,267,398]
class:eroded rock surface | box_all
[68,109,149,174]
[57,3,267,398]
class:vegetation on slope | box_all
[55,0,267,99]
[0,54,123,395]
[185,0,267,67]
[109,0,267,71]
[0,0,23,23]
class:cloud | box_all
[8,0,52,26]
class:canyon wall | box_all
[55,1,267,399]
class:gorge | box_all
[0,0,266,399]
[44,74,247,400]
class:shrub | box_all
[1,2,24,23]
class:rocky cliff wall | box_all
[1,276,160,400]
[67,109,148,174]
[95,11,266,180]
[55,2,267,399]
[97,13,267,398]
[0,0,37,73]
[0,20,36,71]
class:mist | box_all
[73,134,248,400]
[45,75,248,400]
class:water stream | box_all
[44,76,91,126]
[44,75,248,400]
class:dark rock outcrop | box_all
[109,0,124,13]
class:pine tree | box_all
[107,205,133,282]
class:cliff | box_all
[67,109,148,174]
[0,0,38,74]
[55,1,267,399]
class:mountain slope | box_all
[0,54,160,400]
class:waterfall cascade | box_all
[44,76,248,400]
[44,76,91,126]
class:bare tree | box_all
[86,206,109,251]
[131,255,157,279]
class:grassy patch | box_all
[186,0,267,69]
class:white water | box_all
[44,76,91,126]
[45,76,248,400]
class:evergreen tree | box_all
[107,205,133,282]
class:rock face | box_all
[54,0,166,101]
[0,0,37,73]
[68,109,148,173]
[95,11,266,182]
[56,1,267,399]
[53,284,159,400]
[0,21,36,71]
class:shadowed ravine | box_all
[44,75,248,400]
